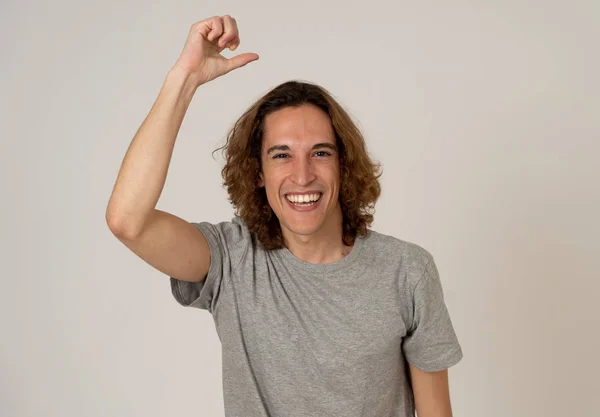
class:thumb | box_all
[225,53,260,73]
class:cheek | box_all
[263,167,285,187]
[262,177,280,200]
[321,163,340,182]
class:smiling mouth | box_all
[284,193,323,205]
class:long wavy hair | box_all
[213,80,382,251]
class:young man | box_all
[107,15,463,417]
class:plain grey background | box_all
[2,1,599,416]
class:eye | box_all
[273,154,288,159]
[315,151,332,157]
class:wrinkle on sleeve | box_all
[170,218,249,314]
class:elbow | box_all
[106,212,128,238]
[106,204,136,240]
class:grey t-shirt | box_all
[170,217,463,417]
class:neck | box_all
[281,207,352,265]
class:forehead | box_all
[262,104,335,147]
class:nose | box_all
[290,155,316,185]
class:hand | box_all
[173,15,259,86]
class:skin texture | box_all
[409,365,454,417]
[257,104,352,264]
[174,15,259,87]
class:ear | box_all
[257,172,264,188]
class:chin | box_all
[281,218,322,235]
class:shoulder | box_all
[364,228,434,265]
[363,228,435,286]
[195,216,253,243]
[193,216,254,267]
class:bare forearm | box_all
[409,365,453,417]
[106,66,200,237]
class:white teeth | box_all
[285,193,321,203]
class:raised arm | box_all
[105,15,258,282]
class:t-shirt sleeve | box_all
[402,255,463,372]
[169,218,249,314]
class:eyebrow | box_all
[266,142,337,155]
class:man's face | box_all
[257,104,342,241]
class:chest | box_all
[215,257,409,377]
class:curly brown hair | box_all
[213,80,382,251]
